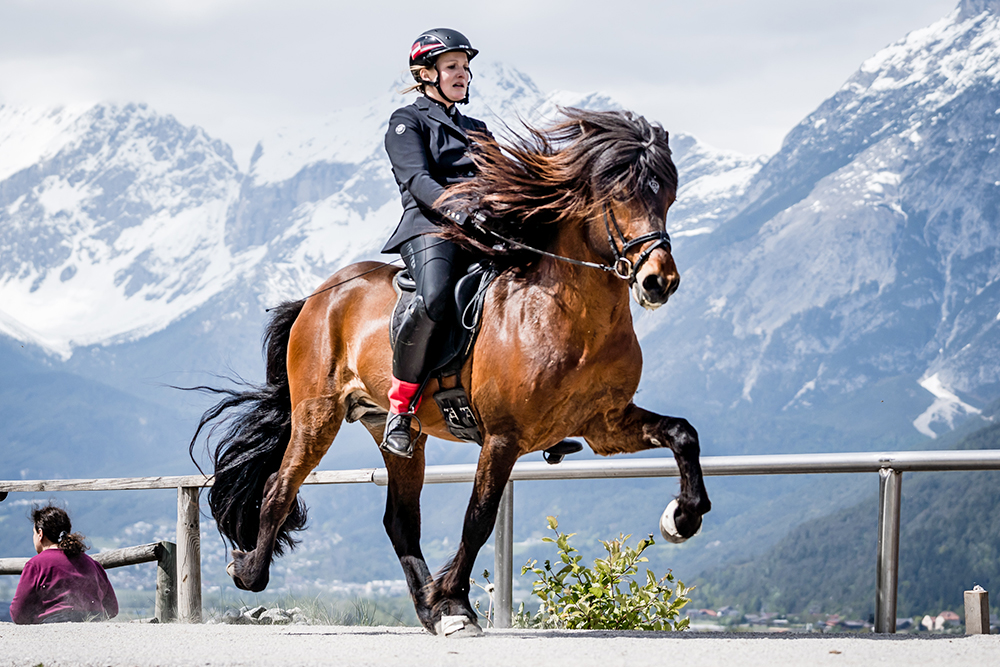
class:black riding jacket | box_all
[382,95,491,253]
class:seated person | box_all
[9,505,118,624]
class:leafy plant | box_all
[518,516,692,630]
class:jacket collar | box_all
[415,96,469,143]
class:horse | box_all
[189,108,711,636]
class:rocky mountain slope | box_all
[2,1,999,601]
[636,0,1000,447]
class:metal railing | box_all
[3,449,999,631]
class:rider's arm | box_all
[384,107,447,213]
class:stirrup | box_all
[543,439,584,465]
[380,412,422,459]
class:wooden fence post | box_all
[965,586,990,634]
[155,541,177,623]
[176,487,202,623]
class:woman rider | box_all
[381,28,490,458]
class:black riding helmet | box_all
[409,28,478,104]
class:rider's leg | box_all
[383,235,465,457]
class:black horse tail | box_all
[186,299,307,556]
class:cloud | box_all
[0,0,960,162]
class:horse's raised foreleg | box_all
[429,435,520,636]
[582,403,710,541]
[229,396,344,591]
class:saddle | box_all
[389,262,585,464]
[391,262,498,444]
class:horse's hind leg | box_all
[230,396,345,591]
[582,403,711,541]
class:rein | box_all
[475,205,671,284]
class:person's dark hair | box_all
[32,505,88,557]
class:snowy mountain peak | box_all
[959,0,1000,20]
[1,63,754,360]
[0,102,243,357]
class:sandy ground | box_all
[0,624,997,667]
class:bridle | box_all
[603,205,672,283]
[475,204,671,285]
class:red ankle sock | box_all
[389,376,422,414]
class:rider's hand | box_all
[443,209,486,228]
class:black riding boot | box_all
[381,295,438,458]
[381,236,464,458]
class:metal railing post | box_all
[177,486,202,623]
[493,480,514,629]
[875,467,902,633]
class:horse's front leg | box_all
[229,397,343,591]
[429,434,520,636]
[360,419,436,633]
[582,402,711,542]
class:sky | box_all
[0,0,961,167]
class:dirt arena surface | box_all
[0,624,997,666]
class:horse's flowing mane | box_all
[439,108,678,258]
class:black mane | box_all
[438,108,678,261]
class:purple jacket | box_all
[9,549,118,624]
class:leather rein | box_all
[474,205,671,285]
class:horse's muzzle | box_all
[632,272,679,310]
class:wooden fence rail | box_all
[0,541,177,623]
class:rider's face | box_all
[421,51,470,104]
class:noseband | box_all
[475,204,671,286]
[604,206,672,284]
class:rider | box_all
[381,28,490,459]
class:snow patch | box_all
[912,373,982,438]
[0,104,91,182]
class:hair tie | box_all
[57,531,68,543]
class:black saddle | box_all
[391,261,497,378]
[389,262,584,464]
[391,262,498,444]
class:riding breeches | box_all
[393,235,468,384]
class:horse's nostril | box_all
[642,274,666,296]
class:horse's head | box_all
[572,110,680,310]
[600,189,678,311]
[438,108,680,310]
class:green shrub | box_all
[517,516,692,630]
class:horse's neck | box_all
[536,226,634,331]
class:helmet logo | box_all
[411,38,446,60]
[395,124,407,135]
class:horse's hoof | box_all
[434,615,483,637]
[226,560,249,590]
[660,499,701,544]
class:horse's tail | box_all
[186,299,308,556]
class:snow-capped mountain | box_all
[4,0,1000,599]
[0,103,245,357]
[3,0,1000,457]
[639,0,1000,440]
[0,62,753,364]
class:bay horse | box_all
[189,108,711,636]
